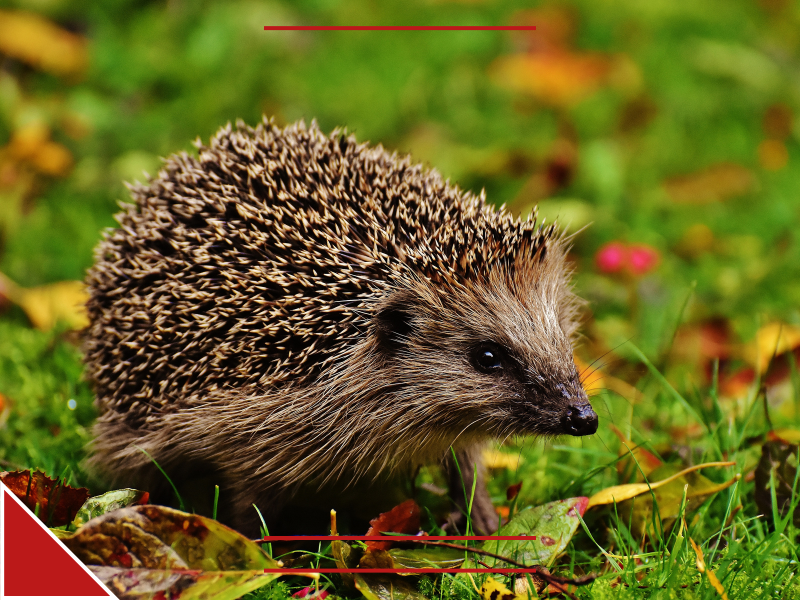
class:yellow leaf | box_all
[8,123,73,177]
[8,122,50,161]
[19,281,89,331]
[744,322,800,373]
[483,448,524,470]
[689,536,729,600]
[0,273,89,331]
[0,10,87,77]
[587,461,736,509]
[479,577,529,600]
[767,428,800,444]
[32,141,73,176]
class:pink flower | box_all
[594,241,661,276]
[294,588,329,600]
[627,244,660,276]
[594,242,627,273]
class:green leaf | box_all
[354,574,430,600]
[71,488,149,528]
[388,546,465,570]
[481,497,588,569]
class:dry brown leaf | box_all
[0,469,90,527]
[587,461,736,509]
[663,163,755,204]
[689,536,729,600]
[0,10,87,77]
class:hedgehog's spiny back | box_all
[84,118,557,428]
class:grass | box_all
[1,0,799,597]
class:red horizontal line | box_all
[261,535,536,541]
[264,26,536,31]
[265,568,543,574]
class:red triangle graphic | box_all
[2,485,111,597]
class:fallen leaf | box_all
[364,499,421,551]
[754,441,799,528]
[767,428,800,444]
[594,463,740,537]
[5,122,74,177]
[672,319,735,369]
[587,461,736,508]
[63,504,280,600]
[387,546,465,571]
[490,51,611,107]
[71,489,150,529]
[506,482,523,501]
[0,10,87,77]
[359,550,395,570]
[0,469,89,527]
[718,367,756,400]
[354,574,428,600]
[480,497,588,569]
[0,272,88,331]
[744,322,800,373]
[483,448,524,470]
[479,577,527,600]
[689,536,729,600]
[663,163,755,204]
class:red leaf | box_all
[0,469,90,526]
[506,482,523,501]
[364,499,421,551]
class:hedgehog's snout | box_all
[561,402,598,436]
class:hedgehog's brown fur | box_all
[84,117,594,535]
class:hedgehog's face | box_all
[373,271,597,440]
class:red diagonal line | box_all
[261,535,536,541]
[264,26,536,31]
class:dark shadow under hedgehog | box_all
[83,117,598,536]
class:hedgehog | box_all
[83,117,598,536]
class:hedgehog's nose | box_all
[563,403,598,436]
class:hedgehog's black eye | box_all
[472,343,503,374]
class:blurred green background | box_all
[1,0,799,504]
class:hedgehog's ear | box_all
[374,293,416,352]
